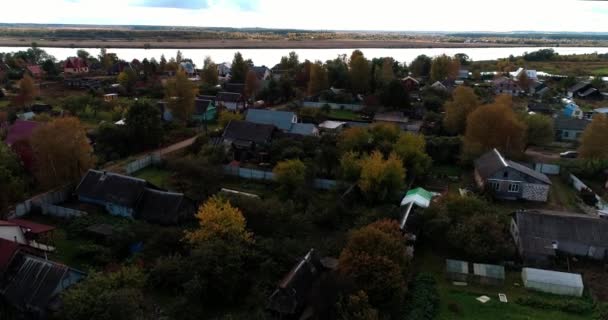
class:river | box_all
[1,46,607,67]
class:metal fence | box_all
[125,152,162,175]
[302,101,364,111]
[534,163,561,175]
[40,204,87,218]
[7,184,73,219]
[223,166,338,190]
[569,174,608,210]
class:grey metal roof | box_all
[568,82,591,94]
[554,116,590,131]
[246,109,296,131]
[288,123,317,136]
[515,210,608,253]
[506,160,552,185]
[223,120,276,144]
[474,149,551,185]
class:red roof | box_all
[26,65,43,76]
[65,57,88,69]
[9,219,56,234]
[0,238,20,271]
[5,120,41,146]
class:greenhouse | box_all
[521,268,584,297]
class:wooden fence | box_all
[223,166,337,190]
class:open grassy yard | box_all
[327,109,362,121]
[133,166,174,189]
[414,250,595,320]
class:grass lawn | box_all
[414,250,594,320]
[592,67,608,76]
[0,100,9,108]
[133,167,173,189]
[547,176,580,211]
[327,109,361,121]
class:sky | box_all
[1,0,608,32]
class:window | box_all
[503,171,509,178]
[488,181,500,191]
[563,131,570,138]
[508,183,520,193]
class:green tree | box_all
[379,80,410,110]
[430,54,460,82]
[340,151,362,182]
[273,159,307,194]
[125,100,163,151]
[339,127,373,153]
[349,50,371,94]
[358,151,405,203]
[579,114,608,159]
[409,55,432,78]
[380,57,395,86]
[0,144,26,217]
[327,55,350,88]
[308,61,329,95]
[336,291,379,320]
[165,70,196,124]
[42,59,59,78]
[118,68,137,94]
[59,266,147,320]
[218,111,244,128]
[524,114,554,147]
[447,213,514,262]
[393,133,432,177]
[443,86,480,135]
[77,49,90,60]
[244,69,259,98]
[201,56,218,86]
[230,52,249,83]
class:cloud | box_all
[136,0,209,9]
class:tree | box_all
[579,114,608,159]
[17,74,36,107]
[308,61,329,95]
[185,196,252,245]
[59,266,146,320]
[349,51,371,94]
[175,50,183,64]
[524,114,554,147]
[409,55,432,78]
[165,70,196,124]
[454,53,471,66]
[430,54,460,82]
[380,58,395,86]
[517,71,531,92]
[279,51,300,75]
[339,127,373,153]
[273,159,307,194]
[125,100,163,151]
[379,80,410,110]
[218,111,244,128]
[0,144,26,217]
[339,220,409,315]
[99,48,113,73]
[244,69,259,98]
[77,49,90,60]
[327,55,350,88]
[201,56,218,86]
[443,86,480,135]
[30,117,95,188]
[336,291,379,320]
[447,213,514,262]
[463,99,527,160]
[42,59,59,78]
[358,151,405,203]
[230,52,249,83]
[118,68,137,94]
[393,133,432,177]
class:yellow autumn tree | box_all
[30,117,95,188]
[185,196,252,245]
[18,74,37,107]
[463,98,527,160]
[393,132,432,177]
[358,151,405,203]
[579,114,608,159]
[443,86,480,134]
[308,61,329,96]
[165,69,196,124]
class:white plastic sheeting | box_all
[522,268,584,297]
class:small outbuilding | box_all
[521,268,584,297]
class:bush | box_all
[447,301,463,316]
[405,273,440,320]
[516,296,594,314]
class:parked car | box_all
[560,151,579,159]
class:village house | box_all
[474,149,552,202]
[75,170,195,225]
[217,62,231,77]
[252,66,272,81]
[373,111,423,133]
[510,68,538,81]
[5,120,41,171]
[493,77,521,96]
[0,251,85,318]
[216,92,245,111]
[563,102,584,119]
[568,82,602,100]
[511,210,608,266]
[245,109,319,136]
[26,65,43,80]
[193,98,217,123]
[221,120,276,161]
[0,219,56,252]
[401,76,420,92]
[554,116,589,141]
[179,61,197,78]
[63,57,89,75]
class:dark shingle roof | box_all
[135,189,195,225]
[475,149,551,185]
[223,120,276,144]
[554,116,590,131]
[75,170,150,208]
[217,92,242,103]
[1,253,85,314]
[224,83,245,94]
[568,82,591,94]
[515,210,608,255]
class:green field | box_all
[327,109,361,121]
[415,250,594,320]
[133,167,173,189]
[592,67,608,76]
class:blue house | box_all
[563,102,583,119]
[194,98,217,123]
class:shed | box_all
[400,187,434,208]
[521,268,584,297]
[473,263,505,285]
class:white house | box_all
[510,68,538,81]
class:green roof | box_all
[406,187,433,201]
